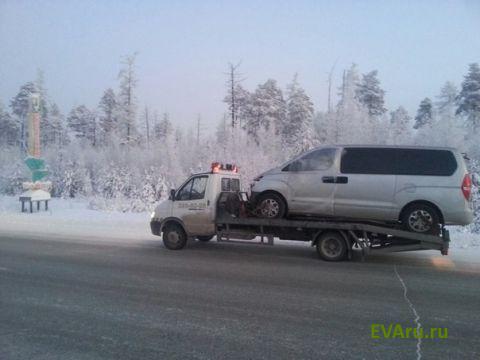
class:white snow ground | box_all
[0,195,156,244]
[1,195,479,256]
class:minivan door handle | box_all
[322,176,335,183]
[336,176,348,184]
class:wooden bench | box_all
[20,197,49,213]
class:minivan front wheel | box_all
[401,204,441,235]
[256,193,286,219]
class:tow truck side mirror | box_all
[169,189,176,201]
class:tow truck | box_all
[150,163,450,261]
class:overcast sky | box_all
[1,0,479,130]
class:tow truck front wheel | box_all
[316,232,347,261]
[163,224,187,250]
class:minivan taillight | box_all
[462,174,472,200]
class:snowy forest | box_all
[1,56,479,231]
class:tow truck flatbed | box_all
[214,202,450,261]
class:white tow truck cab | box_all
[150,163,241,249]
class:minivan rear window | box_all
[395,149,457,176]
[340,148,457,176]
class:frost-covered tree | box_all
[67,105,97,145]
[49,154,92,199]
[117,53,138,145]
[356,70,387,116]
[0,102,18,147]
[10,82,36,120]
[413,97,433,129]
[10,75,49,151]
[335,64,372,143]
[0,154,27,195]
[313,111,336,145]
[467,159,480,234]
[430,82,466,149]
[41,103,68,147]
[436,81,458,113]
[10,82,36,150]
[284,74,315,155]
[247,79,286,143]
[153,113,174,141]
[98,88,117,142]
[233,85,251,130]
[389,106,412,144]
[456,63,480,132]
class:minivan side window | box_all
[341,148,396,174]
[283,148,336,171]
[175,176,208,200]
[341,148,457,176]
[396,149,457,176]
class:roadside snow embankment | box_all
[0,196,156,243]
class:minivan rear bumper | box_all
[444,207,474,226]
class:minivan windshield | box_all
[283,148,336,171]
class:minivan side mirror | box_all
[169,189,176,201]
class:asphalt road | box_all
[1,234,479,360]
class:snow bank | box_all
[0,195,156,243]
[447,227,480,249]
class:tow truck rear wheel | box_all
[197,235,214,242]
[163,223,187,250]
[316,232,347,261]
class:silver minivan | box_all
[250,145,474,234]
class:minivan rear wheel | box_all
[256,193,286,219]
[401,204,441,235]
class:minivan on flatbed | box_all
[251,145,474,235]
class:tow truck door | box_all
[173,175,214,235]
